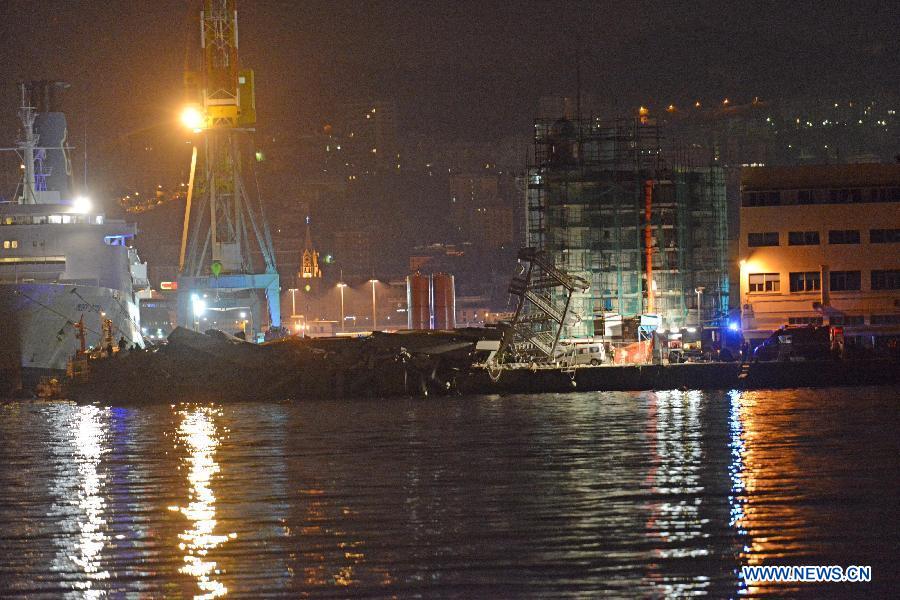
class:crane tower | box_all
[176,0,281,338]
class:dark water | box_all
[0,387,896,598]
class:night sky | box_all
[0,0,897,199]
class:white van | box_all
[560,340,606,366]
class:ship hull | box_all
[0,283,143,373]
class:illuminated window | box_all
[749,273,780,293]
[10,240,17,249]
[2,241,8,249]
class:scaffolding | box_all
[525,116,729,338]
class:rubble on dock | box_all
[65,326,500,402]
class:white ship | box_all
[0,81,148,378]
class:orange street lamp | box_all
[337,282,347,331]
[180,105,204,132]
[369,279,378,331]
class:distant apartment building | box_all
[448,170,515,249]
[739,164,900,347]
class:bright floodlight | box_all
[180,106,204,131]
[192,297,206,317]
[72,196,92,213]
[239,311,247,319]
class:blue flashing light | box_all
[728,321,740,332]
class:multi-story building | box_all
[448,169,515,249]
[739,164,900,348]
[525,115,730,338]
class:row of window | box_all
[743,187,900,207]
[2,215,104,225]
[2,240,47,250]
[786,315,900,326]
[748,229,900,247]
[750,270,900,293]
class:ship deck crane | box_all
[176,0,280,338]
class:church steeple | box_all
[300,216,322,279]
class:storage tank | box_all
[406,272,431,329]
[432,273,456,330]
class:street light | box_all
[72,196,92,214]
[695,286,705,328]
[180,105,204,132]
[337,282,347,332]
[369,279,378,331]
[288,288,298,317]
[191,293,206,332]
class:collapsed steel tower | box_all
[501,247,590,362]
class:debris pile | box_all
[66,327,500,403]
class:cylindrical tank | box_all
[406,272,431,329]
[432,273,456,330]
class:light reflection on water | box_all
[0,387,895,597]
[172,407,233,599]
[645,390,710,598]
[47,404,111,599]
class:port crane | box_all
[176,0,280,337]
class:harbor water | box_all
[0,387,896,597]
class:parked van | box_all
[560,340,607,366]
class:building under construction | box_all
[525,114,729,339]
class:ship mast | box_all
[17,83,37,205]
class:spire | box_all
[303,215,313,249]
[300,216,321,279]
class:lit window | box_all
[10,240,17,249]
[749,273,780,293]
[2,241,8,249]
